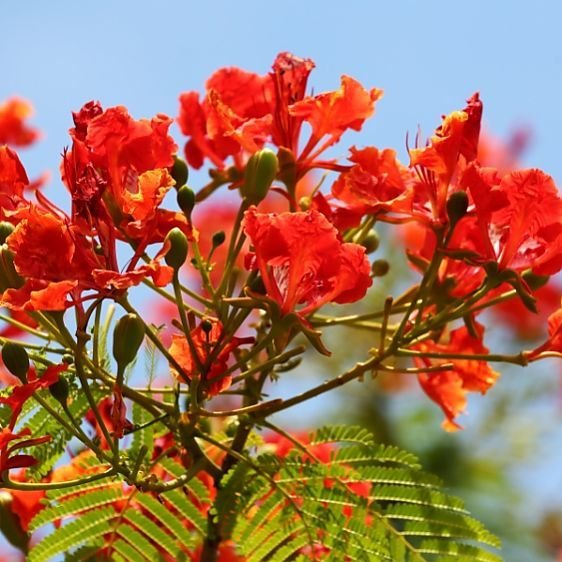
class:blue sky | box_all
[3,1,562,189]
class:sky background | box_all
[2,1,562,560]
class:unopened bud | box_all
[164,228,189,269]
[49,376,69,407]
[212,231,226,248]
[171,156,189,189]
[521,270,550,290]
[112,314,145,370]
[0,246,24,292]
[241,149,278,204]
[2,342,29,382]
[298,196,312,210]
[372,259,390,277]
[0,222,14,245]
[177,185,196,217]
[361,230,380,254]
[446,191,469,225]
[200,319,213,335]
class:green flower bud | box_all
[2,342,29,382]
[446,190,469,225]
[0,222,14,245]
[164,228,189,269]
[177,185,196,218]
[112,314,145,370]
[200,319,213,335]
[211,231,226,248]
[62,353,74,365]
[521,270,550,290]
[360,230,380,254]
[0,246,24,292]
[241,149,278,204]
[171,155,189,189]
[0,492,29,553]
[49,377,69,407]
[372,259,390,277]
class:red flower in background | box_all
[0,98,39,148]
[243,206,372,317]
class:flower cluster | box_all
[0,52,560,560]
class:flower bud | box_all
[360,230,380,254]
[171,155,189,189]
[521,270,550,290]
[372,259,390,277]
[0,222,14,245]
[446,191,469,225]
[2,342,29,382]
[0,246,24,292]
[177,185,196,218]
[241,149,278,204]
[200,319,213,335]
[0,492,29,553]
[212,231,226,248]
[49,376,69,407]
[112,314,145,370]
[164,228,189,269]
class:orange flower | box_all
[0,97,39,147]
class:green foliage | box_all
[26,425,501,561]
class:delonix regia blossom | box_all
[0,52,560,561]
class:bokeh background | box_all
[2,1,562,560]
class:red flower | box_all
[460,165,562,274]
[414,321,499,431]
[63,102,185,246]
[177,52,382,182]
[331,146,412,214]
[0,97,39,147]
[290,75,383,164]
[243,206,372,317]
[0,147,29,220]
[1,206,173,311]
[0,428,51,474]
[168,320,253,396]
[409,93,483,219]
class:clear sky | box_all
[2,1,562,189]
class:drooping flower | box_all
[414,321,499,431]
[243,206,372,317]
